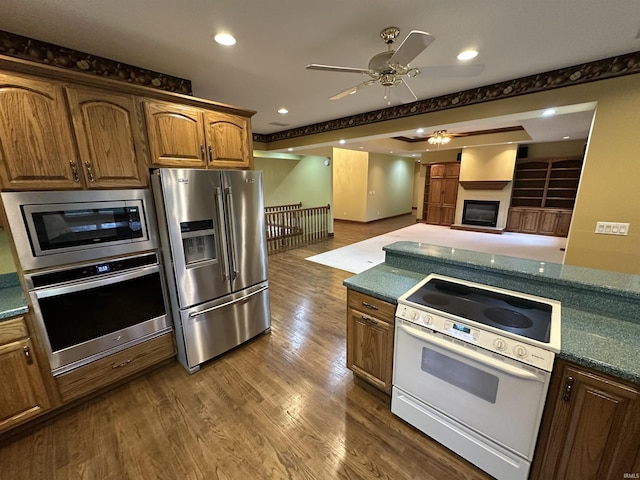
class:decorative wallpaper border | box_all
[0,30,192,94]
[253,50,640,144]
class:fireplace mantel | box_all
[459,181,510,190]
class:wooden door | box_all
[66,88,148,188]
[346,308,394,393]
[532,362,640,480]
[203,111,251,168]
[0,338,50,432]
[506,208,524,231]
[538,210,560,235]
[144,101,206,167]
[521,209,540,233]
[0,73,81,190]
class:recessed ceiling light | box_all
[416,128,425,134]
[457,50,478,61]
[563,136,571,139]
[339,139,346,145]
[542,108,556,117]
[214,33,236,46]
[277,108,289,114]
[287,148,293,151]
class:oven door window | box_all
[38,272,165,352]
[421,346,499,404]
[28,203,144,254]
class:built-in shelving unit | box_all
[511,157,582,209]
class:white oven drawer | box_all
[393,319,550,460]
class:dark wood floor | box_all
[0,213,492,479]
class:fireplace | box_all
[462,200,500,228]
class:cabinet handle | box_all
[563,376,575,402]
[70,161,80,182]
[23,346,33,365]
[200,144,205,160]
[111,359,132,369]
[360,315,378,326]
[208,145,213,162]
[361,301,379,311]
[84,161,95,182]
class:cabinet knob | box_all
[84,161,95,182]
[23,345,33,365]
[208,145,213,162]
[200,144,205,160]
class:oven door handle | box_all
[32,265,160,299]
[398,323,542,381]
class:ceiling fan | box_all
[306,27,484,103]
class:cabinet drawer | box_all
[56,333,175,403]
[347,290,396,321]
[0,317,28,345]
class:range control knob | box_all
[513,345,528,358]
[423,314,433,325]
[493,338,508,351]
[410,310,419,321]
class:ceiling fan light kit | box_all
[427,130,452,144]
[306,26,484,103]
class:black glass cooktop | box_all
[405,277,552,343]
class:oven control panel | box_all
[396,303,555,371]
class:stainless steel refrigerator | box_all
[151,168,271,373]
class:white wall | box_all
[333,148,368,221]
[366,154,415,221]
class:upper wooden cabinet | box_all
[0,73,149,190]
[426,162,460,226]
[0,73,80,190]
[65,87,148,188]
[145,100,252,169]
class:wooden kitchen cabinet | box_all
[506,207,572,237]
[55,332,175,403]
[426,162,460,226]
[65,87,149,188]
[144,100,252,169]
[346,289,395,394]
[0,73,81,190]
[531,359,640,480]
[0,316,50,433]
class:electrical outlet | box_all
[595,222,630,235]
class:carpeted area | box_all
[305,223,567,274]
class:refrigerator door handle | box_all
[188,285,269,318]
[224,187,240,280]
[215,187,231,281]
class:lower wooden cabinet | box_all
[0,316,50,433]
[56,333,175,403]
[531,359,640,480]
[346,289,395,393]
[506,207,572,237]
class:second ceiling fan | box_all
[306,26,484,103]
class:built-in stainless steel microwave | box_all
[1,189,158,271]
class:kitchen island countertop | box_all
[344,241,640,385]
[0,273,28,320]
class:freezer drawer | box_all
[180,283,271,369]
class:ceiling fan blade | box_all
[329,82,369,100]
[399,79,418,103]
[306,64,370,74]
[388,30,435,66]
[416,64,485,77]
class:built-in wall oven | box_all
[393,274,561,480]
[1,189,172,375]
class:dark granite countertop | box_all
[344,242,640,385]
[0,273,28,320]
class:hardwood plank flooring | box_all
[0,213,492,479]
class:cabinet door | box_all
[428,178,444,204]
[346,308,394,393]
[444,162,460,178]
[0,338,50,432]
[556,211,572,237]
[203,111,252,168]
[144,101,206,167]
[538,210,559,235]
[426,204,442,225]
[440,205,456,226]
[521,209,540,233]
[506,208,524,231]
[442,177,459,205]
[0,73,81,190]
[532,363,640,480]
[66,88,148,188]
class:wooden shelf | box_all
[511,157,582,210]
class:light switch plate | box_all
[595,221,630,235]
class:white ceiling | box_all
[1,0,639,154]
